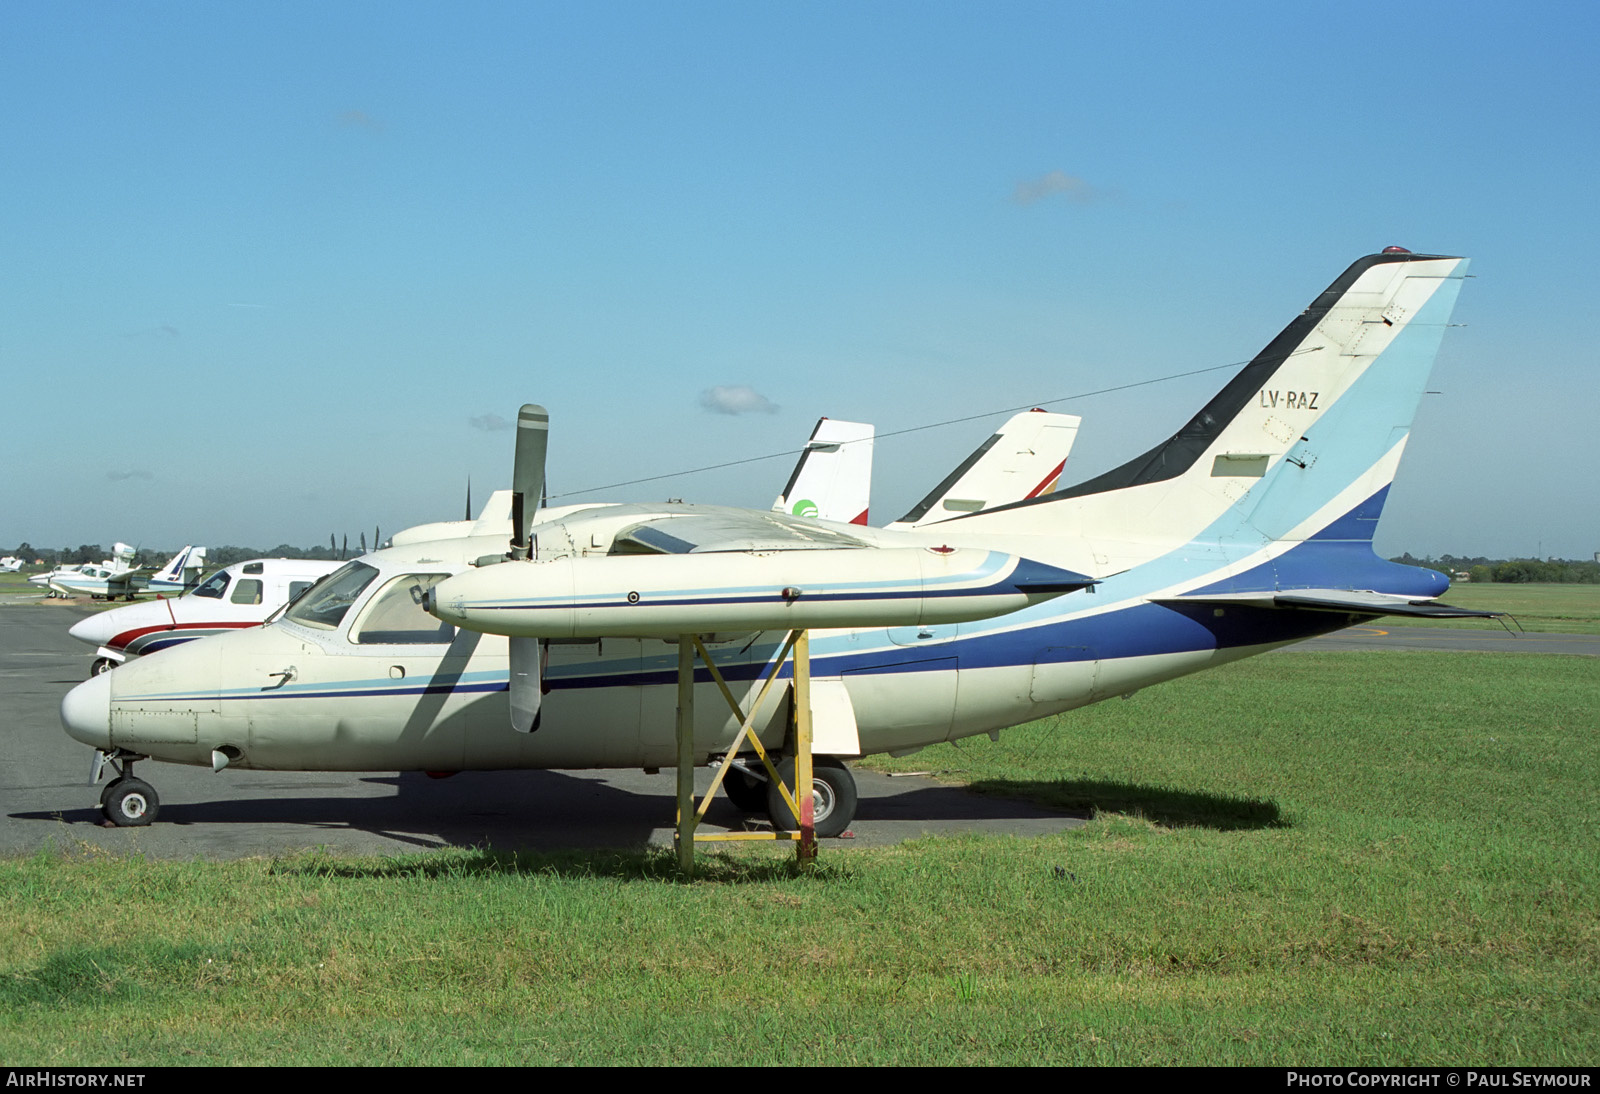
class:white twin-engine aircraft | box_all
[62,250,1493,834]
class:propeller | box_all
[507,404,549,732]
[509,404,549,561]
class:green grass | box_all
[1392,582,1600,634]
[3,651,1597,1064]
[0,571,41,597]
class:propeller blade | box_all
[508,636,542,733]
[465,477,472,522]
[510,404,549,559]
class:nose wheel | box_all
[92,750,160,827]
[101,778,159,826]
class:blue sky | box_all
[3,1,1596,559]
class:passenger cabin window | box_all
[230,579,264,605]
[192,572,230,599]
[350,574,455,645]
[285,562,378,630]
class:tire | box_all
[103,778,159,827]
[90,658,116,677]
[765,756,857,838]
[722,766,767,812]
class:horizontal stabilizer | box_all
[1153,589,1500,619]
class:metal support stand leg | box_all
[793,629,816,867]
[675,635,696,875]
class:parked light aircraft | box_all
[68,557,344,675]
[61,250,1495,834]
[44,545,206,600]
[31,544,142,600]
[0,556,23,573]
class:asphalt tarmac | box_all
[0,600,1085,860]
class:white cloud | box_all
[699,385,779,415]
[339,109,384,132]
[469,413,513,432]
[1012,171,1111,206]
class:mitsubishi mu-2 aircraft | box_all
[61,249,1492,834]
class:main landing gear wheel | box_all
[102,778,159,827]
[90,657,115,677]
[722,766,768,812]
[765,756,857,839]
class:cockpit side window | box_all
[285,562,379,631]
[230,578,264,605]
[349,573,456,645]
[192,571,230,599]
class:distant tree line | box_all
[1390,553,1600,584]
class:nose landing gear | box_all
[91,749,159,827]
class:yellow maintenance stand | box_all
[674,629,817,875]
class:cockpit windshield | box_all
[284,562,379,631]
[191,571,230,599]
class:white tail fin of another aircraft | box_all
[772,418,874,525]
[889,409,1081,529]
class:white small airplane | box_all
[31,544,141,600]
[62,249,1496,836]
[1,556,23,573]
[67,557,345,676]
[35,545,205,600]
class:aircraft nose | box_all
[68,613,111,645]
[60,673,112,749]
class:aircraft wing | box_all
[1152,589,1500,619]
[426,505,1094,639]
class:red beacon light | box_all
[1382,245,1412,254]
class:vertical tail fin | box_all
[946,251,1469,565]
[890,409,1081,528]
[772,418,875,525]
